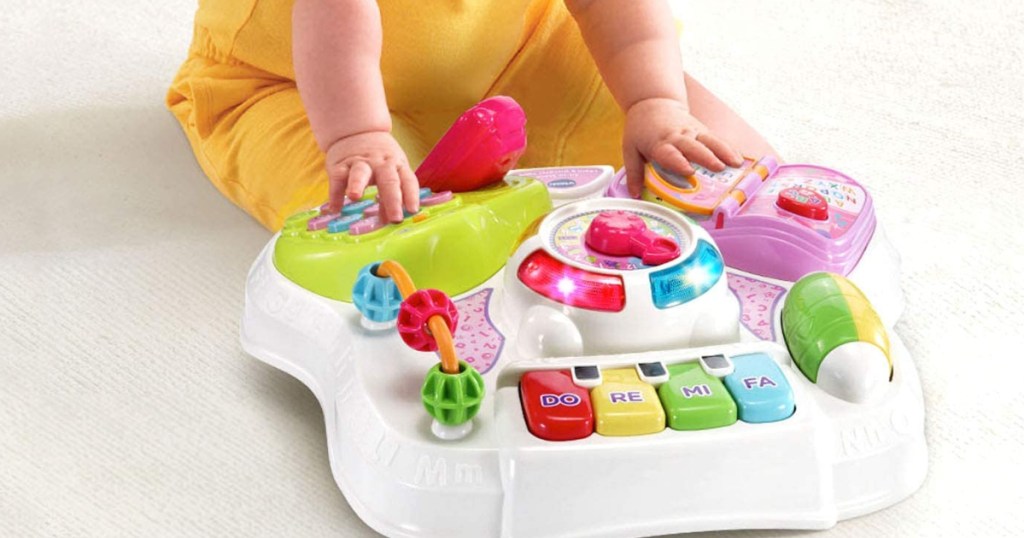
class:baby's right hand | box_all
[324,131,420,222]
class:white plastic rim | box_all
[817,341,891,403]
[360,316,397,332]
[431,419,474,441]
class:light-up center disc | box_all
[547,209,687,271]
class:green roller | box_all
[781,272,891,384]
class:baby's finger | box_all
[675,136,726,172]
[326,164,349,212]
[698,133,744,168]
[376,165,404,223]
[399,165,420,214]
[651,142,695,178]
[623,148,645,198]
[346,161,372,201]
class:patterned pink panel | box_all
[452,288,505,374]
[726,272,786,341]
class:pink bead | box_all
[396,289,459,352]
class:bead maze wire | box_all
[375,260,461,374]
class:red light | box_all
[517,250,626,312]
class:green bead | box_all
[421,361,485,426]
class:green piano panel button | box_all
[658,362,737,431]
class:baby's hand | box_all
[324,131,420,222]
[622,98,744,197]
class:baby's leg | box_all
[684,74,779,160]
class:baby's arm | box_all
[293,0,418,220]
[566,0,744,196]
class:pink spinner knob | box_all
[585,210,681,266]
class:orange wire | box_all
[376,260,461,375]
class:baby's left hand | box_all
[622,97,744,197]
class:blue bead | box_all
[352,263,402,323]
[418,187,433,199]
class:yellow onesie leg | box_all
[167,35,433,230]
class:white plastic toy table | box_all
[240,164,926,538]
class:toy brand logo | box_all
[249,261,342,350]
[609,391,644,403]
[681,384,712,398]
[540,393,582,407]
[841,407,917,458]
[743,376,777,389]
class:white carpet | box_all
[1,0,1022,535]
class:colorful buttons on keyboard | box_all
[349,217,385,236]
[520,355,797,440]
[342,199,376,216]
[590,368,665,436]
[284,209,319,230]
[297,188,445,236]
[421,191,454,207]
[327,214,362,234]
[658,363,737,430]
[307,212,340,231]
[364,204,419,220]
[520,370,594,441]
[723,353,795,423]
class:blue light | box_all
[649,240,725,309]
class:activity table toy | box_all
[241,98,925,537]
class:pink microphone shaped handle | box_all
[415,96,527,193]
[585,211,680,266]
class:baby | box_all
[168,0,775,229]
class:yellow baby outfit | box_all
[167,0,624,230]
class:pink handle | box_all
[585,211,680,266]
[415,96,527,193]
